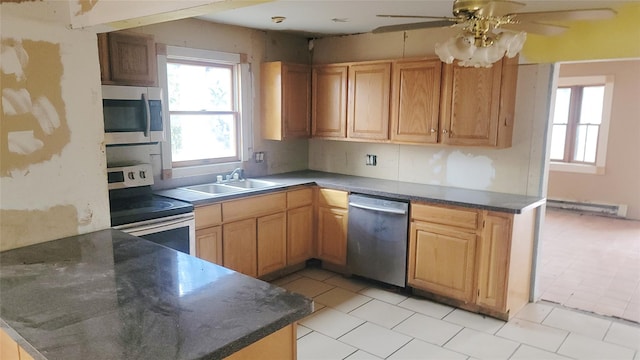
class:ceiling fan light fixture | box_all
[435,29,525,68]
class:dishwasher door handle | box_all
[349,202,407,215]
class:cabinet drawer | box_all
[223,192,286,222]
[287,187,313,208]
[411,203,478,230]
[318,188,348,208]
[195,204,222,229]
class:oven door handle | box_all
[115,213,194,233]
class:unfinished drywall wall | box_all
[547,59,640,220]
[1,1,110,251]
[309,31,552,197]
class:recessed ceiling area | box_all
[196,0,633,38]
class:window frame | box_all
[157,46,253,179]
[549,75,614,175]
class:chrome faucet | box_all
[228,168,244,180]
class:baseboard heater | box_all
[547,199,627,218]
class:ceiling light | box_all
[435,18,526,68]
[271,16,286,24]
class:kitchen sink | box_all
[184,183,244,195]
[224,179,280,189]
[181,178,281,196]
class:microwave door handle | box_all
[142,93,151,137]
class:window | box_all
[549,75,614,174]
[158,46,252,177]
[167,60,238,166]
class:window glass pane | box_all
[579,86,604,125]
[170,114,237,162]
[574,124,587,162]
[583,124,600,163]
[550,124,567,161]
[167,62,232,111]
[552,88,571,125]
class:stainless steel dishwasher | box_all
[347,194,409,287]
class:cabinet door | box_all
[257,212,287,277]
[283,63,311,139]
[408,221,476,303]
[223,219,257,277]
[347,62,391,140]
[287,205,314,264]
[107,31,157,86]
[312,65,348,138]
[390,59,442,144]
[440,60,502,146]
[196,226,223,265]
[476,213,512,311]
[1,328,20,360]
[317,206,348,265]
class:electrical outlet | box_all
[366,154,377,166]
[254,151,265,163]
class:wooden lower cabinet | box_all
[223,219,258,277]
[0,329,34,360]
[316,188,349,266]
[257,212,287,277]
[287,205,314,265]
[224,323,296,360]
[194,188,317,279]
[316,206,348,266]
[196,226,223,265]
[476,213,511,310]
[408,221,476,303]
[408,202,536,320]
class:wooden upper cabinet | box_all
[312,65,348,138]
[390,59,442,144]
[347,62,391,140]
[98,31,157,86]
[261,62,311,140]
[440,56,518,147]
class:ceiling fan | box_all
[373,0,616,67]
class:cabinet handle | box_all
[442,129,448,134]
[430,128,436,133]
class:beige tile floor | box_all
[539,209,640,322]
[273,268,640,360]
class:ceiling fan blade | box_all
[372,20,456,34]
[509,8,617,22]
[377,14,456,21]
[473,0,525,17]
[500,22,568,36]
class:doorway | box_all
[538,59,640,323]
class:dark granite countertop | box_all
[0,229,312,360]
[157,170,545,214]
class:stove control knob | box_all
[139,171,146,179]
[128,171,135,180]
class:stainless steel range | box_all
[108,163,195,255]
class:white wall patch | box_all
[446,151,495,190]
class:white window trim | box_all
[157,46,253,179]
[549,75,614,175]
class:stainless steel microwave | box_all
[102,85,164,145]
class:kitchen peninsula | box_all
[0,229,312,360]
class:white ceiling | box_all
[197,0,632,38]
